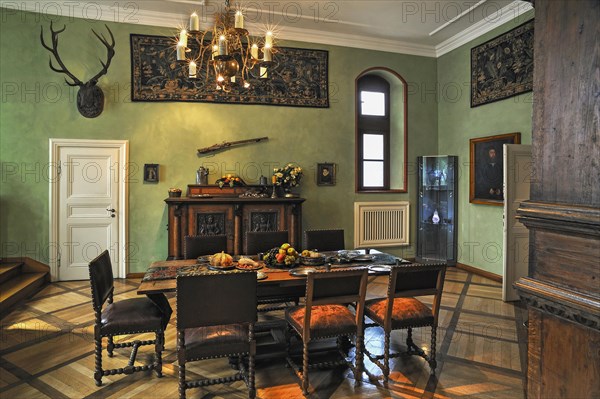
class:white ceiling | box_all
[3,0,533,57]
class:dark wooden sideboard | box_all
[165,186,304,258]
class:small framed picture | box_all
[317,163,336,186]
[144,164,159,183]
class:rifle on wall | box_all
[197,137,269,155]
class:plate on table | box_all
[300,255,327,266]
[256,271,268,280]
[351,254,376,262]
[368,264,392,273]
[236,263,263,271]
[289,267,318,277]
[207,264,236,271]
[197,255,211,263]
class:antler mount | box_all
[40,21,115,118]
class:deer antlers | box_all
[40,21,115,87]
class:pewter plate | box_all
[368,265,392,273]
[289,267,318,277]
[351,254,376,262]
[256,271,268,280]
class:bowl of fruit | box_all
[299,250,327,266]
[262,243,299,268]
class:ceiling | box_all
[4,0,533,57]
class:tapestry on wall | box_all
[130,34,329,108]
[470,20,534,108]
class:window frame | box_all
[355,67,408,193]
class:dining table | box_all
[136,250,411,361]
[137,249,409,296]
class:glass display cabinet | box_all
[416,156,458,265]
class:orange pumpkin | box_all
[210,251,233,266]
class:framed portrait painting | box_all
[317,163,336,186]
[469,133,521,206]
[144,164,159,183]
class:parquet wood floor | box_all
[0,268,527,398]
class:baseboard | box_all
[456,262,502,283]
[126,272,145,279]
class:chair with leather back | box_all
[176,271,257,399]
[183,234,228,259]
[88,250,171,386]
[304,229,345,252]
[245,230,289,255]
[285,268,369,396]
[363,262,447,384]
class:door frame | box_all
[49,138,129,282]
[502,143,531,301]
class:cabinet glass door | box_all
[417,156,457,264]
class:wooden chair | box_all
[304,229,345,251]
[363,262,447,384]
[88,250,171,386]
[183,234,228,259]
[245,230,289,255]
[285,268,369,396]
[176,271,257,399]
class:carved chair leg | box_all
[429,325,437,373]
[248,352,256,399]
[383,330,391,386]
[302,340,310,396]
[406,327,414,350]
[94,335,103,387]
[107,335,115,357]
[354,332,364,386]
[155,331,164,378]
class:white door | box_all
[502,144,532,301]
[50,140,128,281]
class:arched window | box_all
[355,68,407,193]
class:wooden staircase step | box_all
[0,272,47,316]
[0,263,23,285]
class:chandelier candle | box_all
[189,61,197,78]
[263,44,272,62]
[189,12,200,32]
[176,42,186,60]
[235,11,244,29]
[265,31,273,47]
[179,29,188,47]
[218,35,227,55]
[251,43,259,59]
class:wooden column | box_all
[515,1,600,397]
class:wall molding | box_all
[515,277,600,331]
[517,201,600,237]
[456,262,502,283]
[4,0,532,59]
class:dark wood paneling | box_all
[516,1,600,397]
[532,229,600,294]
[540,314,600,398]
[530,0,600,206]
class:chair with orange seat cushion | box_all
[285,268,369,396]
[363,262,447,384]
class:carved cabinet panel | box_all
[166,196,304,259]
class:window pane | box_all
[361,91,385,116]
[363,161,384,187]
[363,134,384,160]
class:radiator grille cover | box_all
[354,202,410,248]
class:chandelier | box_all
[175,0,276,91]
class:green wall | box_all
[0,10,438,273]
[437,11,534,275]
